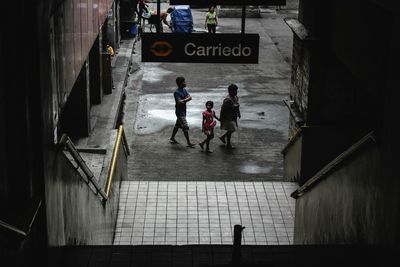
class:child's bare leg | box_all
[219,131,227,144]
[226,131,234,149]
[170,126,179,142]
[199,138,206,150]
[206,136,213,153]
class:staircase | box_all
[46,244,398,267]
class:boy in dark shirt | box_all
[169,76,196,148]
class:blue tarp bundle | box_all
[170,5,193,33]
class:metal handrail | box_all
[121,125,130,156]
[0,200,41,238]
[59,134,108,202]
[284,18,317,41]
[0,220,27,237]
[281,126,302,154]
[105,125,130,197]
[291,131,377,199]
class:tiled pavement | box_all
[113,181,297,246]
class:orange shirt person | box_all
[106,45,114,56]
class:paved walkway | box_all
[114,181,297,245]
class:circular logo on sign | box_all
[150,41,173,57]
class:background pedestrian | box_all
[159,7,174,32]
[204,6,218,34]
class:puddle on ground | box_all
[134,87,287,135]
[239,163,272,174]
[134,88,231,134]
[142,63,174,83]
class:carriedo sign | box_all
[169,0,286,5]
[141,33,259,64]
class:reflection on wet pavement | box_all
[142,63,174,83]
[134,88,288,136]
[239,162,272,174]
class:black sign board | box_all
[169,0,286,5]
[141,33,259,64]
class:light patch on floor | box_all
[133,87,287,135]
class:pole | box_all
[156,0,161,33]
[232,224,245,266]
[241,5,246,34]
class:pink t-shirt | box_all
[203,110,217,131]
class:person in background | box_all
[136,0,150,25]
[106,45,115,56]
[204,6,218,34]
[138,0,149,13]
[106,44,115,89]
[158,7,174,32]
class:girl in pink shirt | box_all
[199,101,220,153]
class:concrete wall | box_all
[290,0,400,244]
[290,34,311,120]
[294,144,399,244]
[282,130,302,182]
[45,129,127,245]
[37,0,122,246]
[45,152,113,245]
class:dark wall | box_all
[0,54,6,198]
[0,0,48,215]
[0,0,49,263]
[89,36,103,105]
[60,62,91,139]
[292,0,400,244]
[286,0,397,183]
[1,0,120,259]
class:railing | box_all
[291,131,377,199]
[281,126,302,155]
[59,134,108,202]
[284,18,317,41]
[105,125,130,197]
[283,98,304,125]
[0,199,41,238]
[281,98,305,154]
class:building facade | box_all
[283,0,400,244]
[1,0,131,265]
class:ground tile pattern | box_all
[114,181,297,246]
